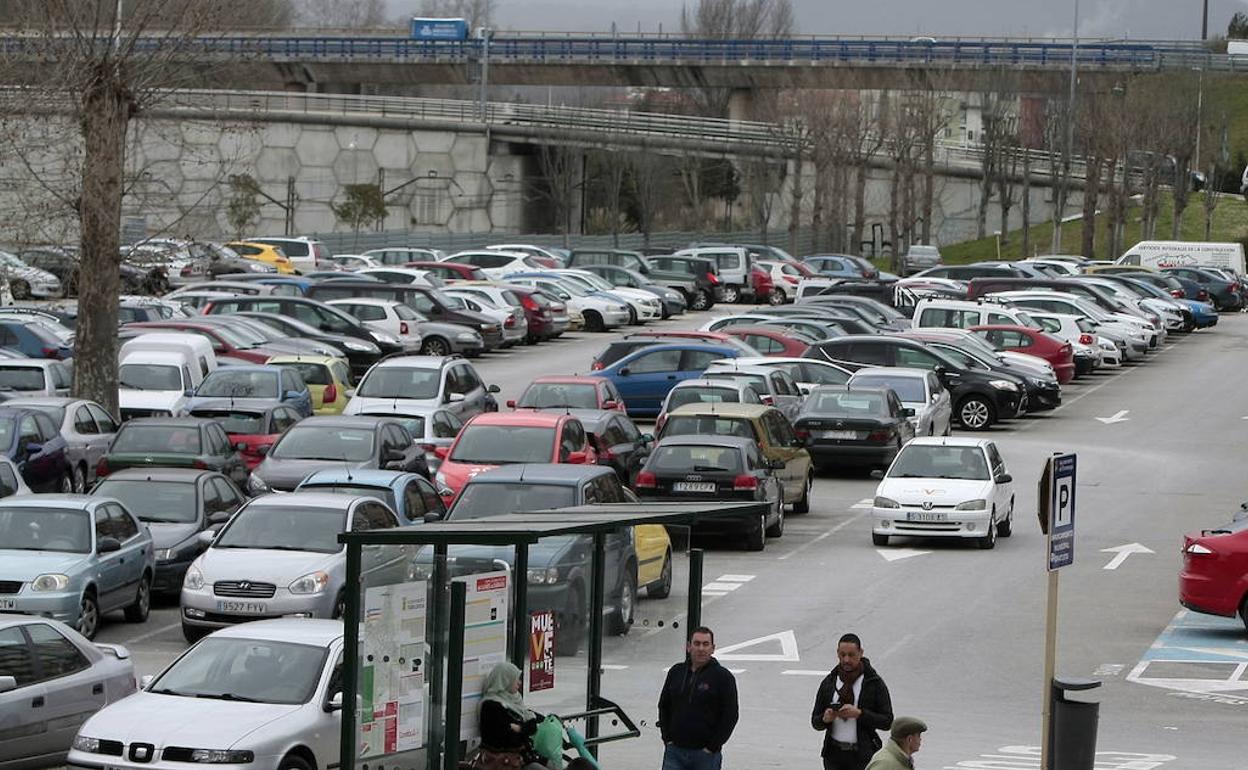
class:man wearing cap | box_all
[810,633,894,770]
[865,717,927,770]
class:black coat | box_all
[809,658,893,759]
[479,699,538,751]
[657,657,739,753]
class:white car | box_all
[755,259,808,303]
[0,358,72,397]
[0,250,62,299]
[325,298,424,352]
[705,356,852,394]
[356,267,442,288]
[363,246,446,265]
[1027,312,1103,372]
[994,291,1152,360]
[67,619,344,770]
[506,276,629,332]
[698,364,805,422]
[699,313,793,332]
[486,243,565,267]
[344,355,498,420]
[872,437,1015,549]
[849,367,953,437]
[327,254,380,270]
[442,250,542,280]
[440,290,527,346]
[556,269,663,323]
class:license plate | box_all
[906,512,947,522]
[673,482,716,493]
[819,430,858,440]
[216,601,267,614]
[0,599,14,610]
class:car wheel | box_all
[421,337,451,357]
[997,499,1014,538]
[768,288,786,306]
[124,573,151,623]
[626,306,638,325]
[649,550,673,599]
[277,754,313,770]
[745,513,766,551]
[766,504,785,538]
[554,586,583,657]
[691,290,712,311]
[792,472,813,514]
[72,464,87,494]
[872,533,890,547]
[957,396,996,431]
[58,473,73,494]
[978,508,998,549]
[584,311,605,332]
[1240,596,1248,633]
[721,285,742,304]
[9,279,29,300]
[77,591,100,640]
[182,622,208,644]
[607,571,636,636]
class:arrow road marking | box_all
[1095,409,1131,424]
[877,548,932,562]
[715,629,800,662]
[1101,542,1154,570]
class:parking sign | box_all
[1048,454,1076,570]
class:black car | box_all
[794,386,915,470]
[916,264,1029,281]
[635,435,784,551]
[303,282,504,350]
[91,468,246,595]
[803,336,1026,430]
[902,332,1062,413]
[644,255,722,310]
[233,311,389,372]
[568,249,716,311]
[567,408,652,484]
[248,415,428,493]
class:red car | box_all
[187,402,303,471]
[433,411,598,502]
[720,326,812,358]
[406,261,488,282]
[507,376,627,413]
[123,321,277,364]
[970,325,1076,384]
[1180,508,1248,628]
[750,265,777,305]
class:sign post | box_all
[1040,453,1076,770]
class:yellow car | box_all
[635,522,673,598]
[266,355,353,414]
[226,241,297,274]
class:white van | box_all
[1116,240,1246,275]
[118,333,218,420]
[912,298,1041,331]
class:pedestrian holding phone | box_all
[810,633,894,770]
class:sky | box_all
[391,0,1248,40]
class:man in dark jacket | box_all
[658,626,739,770]
[810,633,894,770]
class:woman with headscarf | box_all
[475,662,548,770]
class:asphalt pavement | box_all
[92,310,1248,770]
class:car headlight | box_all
[72,736,102,753]
[31,573,70,592]
[456,332,479,342]
[247,475,270,494]
[184,565,205,591]
[527,567,560,585]
[988,379,1018,391]
[188,749,255,764]
[372,332,401,346]
[873,496,900,509]
[955,499,987,511]
[343,340,372,352]
[155,548,176,562]
[288,571,330,595]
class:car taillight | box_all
[96,457,110,477]
[866,430,890,443]
[323,383,337,403]
[505,315,516,328]
[760,394,774,405]
[520,296,537,311]
[795,428,810,441]
[192,459,208,470]
[733,474,759,490]
[1078,334,1094,345]
[418,442,437,453]
[399,321,410,335]
[1198,290,1209,301]
[635,471,657,488]
[42,346,58,359]
[1169,289,1184,298]
[706,272,720,285]
[591,361,605,371]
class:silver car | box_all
[7,397,118,492]
[899,244,942,276]
[700,366,805,423]
[180,492,408,642]
[67,619,343,770]
[0,615,135,770]
[847,367,954,438]
[0,360,73,398]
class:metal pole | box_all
[478,29,490,124]
[443,581,468,770]
[585,533,607,749]
[686,548,703,639]
[338,542,363,770]
[511,543,529,671]
[1194,69,1204,170]
[1202,0,1209,40]
[1053,0,1080,254]
[1040,569,1060,770]
[428,544,449,770]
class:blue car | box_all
[0,320,72,360]
[0,495,155,638]
[590,343,743,416]
[185,364,313,417]
[1179,299,1219,328]
[295,469,447,525]
[0,406,73,492]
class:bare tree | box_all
[628,150,669,248]
[1165,82,1200,240]
[414,0,497,30]
[299,0,390,27]
[973,73,1017,240]
[534,142,582,248]
[679,0,794,116]
[587,148,629,246]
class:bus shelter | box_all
[337,501,767,770]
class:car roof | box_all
[466,463,615,486]
[466,411,567,428]
[906,436,992,449]
[4,396,82,407]
[667,403,770,418]
[0,493,100,510]
[209,618,344,646]
[118,417,214,429]
[851,367,930,379]
[528,376,602,385]
[292,416,389,429]
[654,434,756,449]
[96,467,215,483]
[328,297,400,306]
[371,355,454,369]
[0,359,56,368]
[247,491,367,510]
[671,378,749,390]
[301,469,418,486]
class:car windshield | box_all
[149,637,328,705]
[807,391,889,416]
[0,367,46,391]
[93,480,198,523]
[197,371,279,399]
[299,483,395,510]
[191,410,266,435]
[357,367,440,399]
[650,444,743,474]
[22,404,66,425]
[851,376,925,402]
[273,362,331,386]
[271,426,374,462]
[119,363,183,391]
[0,507,90,552]
[704,372,768,394]
[450,425,556,464]
[667,387,740,410]
[113,425,201,454]
[518,383,599,409]
[361,412,426,437]
[662,416,758,441]
[450,483,577,520]
[215,505,344,553]
[889,444,990,481]
[393,304,423,321]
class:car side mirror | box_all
[0,675,16,693]
[325,691,344,713]
[488,384,501,394]
[566,450,588,464]
[602,400,618,410]
[446,392,466,403]
[996,473,1013,484]
[640,433,654,445]
[344,389,356,399]
[139,674,155,688]
[799,386,810,396]
[434,446,449,459]
[422,511,443,524]
[506,399,517,409]
[769,458,786,470]
[208,510,232,525]
[184,389,195,397]
[902,408,915,417]
[618,368,631,376]
[197,530,216,547]
[97,536,121,554]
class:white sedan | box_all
[68,619,344,770]
[871,437,1015,549]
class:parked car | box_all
[188,401,303,471]
[1179,504,1248,629]
[699,364,806,422]
[0,615,135,768]
[794,385,916,470]
[304,282,505,351]
[91,468,245,596]
[575,264,687,317]
[344,356,499,420]
[405,260,487,282]
[67,620,345,770]
[0,406,73,492]
[0,359,72,397]
[589,343,743,417]
[8,397,119,493]
[187,365,313,418]
[1162,266,1243,311]
[246,236,330,273]
[295,469,447,526]
[847,367,953,438]
[899,328,1062,413]
[343,404,462,475]
[656,378,764,431]
[590,334,756,371]
[438,290,527,347]
[508,376,626,413]
[970,325,1076,385]
[325,297,436,353]
[871,437,1015,549]
[248,416,427,493]
[898,244,943,276]
[719,326,816,358]
[0,250,62,299]
[96,418,248,488]
[635,435,784,550]
[705,356,852,394]
[575,409,653,485]
[0,495,154,638]
[0,321,72,361]
[266,355,354,415]
[224,240,297,273]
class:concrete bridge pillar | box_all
[727,89,757,123]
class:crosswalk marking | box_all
[703,582,743,592]
[717,574,755,582]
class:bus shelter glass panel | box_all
[516,533,589,720]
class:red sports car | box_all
[970,325,1076,384]
[508,375,626,413]
[720,326,813,358]
[1180,507,1248,628]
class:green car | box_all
[95,417,249,488]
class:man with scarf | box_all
[810,633,894,770]
[476,662,548,770]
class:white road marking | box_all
[1093,663,1125,677]
[943,745,1176,769]
[702,582,743,592]
[777,512,865,561]
[716,574,755,582]
[1095,409,1131,424]
[1100,542,1154,570]
[876,547,932,562]
[118,620,181,645]
[850,498,873,509]
[701,591,729,597]
[600,664,629,670]
[715,629,800,662]
[781,670,829,676]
